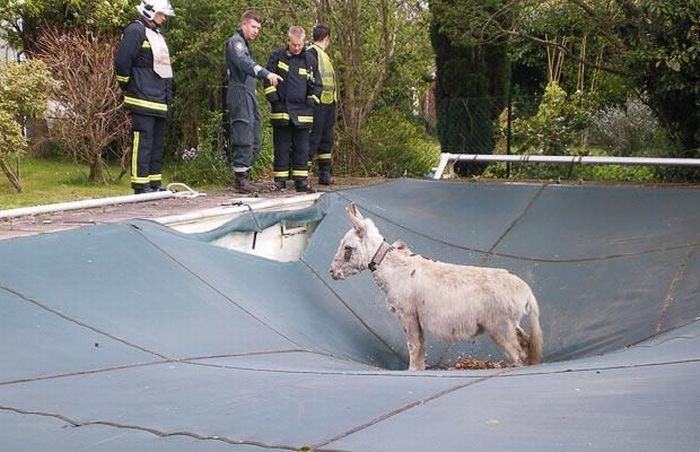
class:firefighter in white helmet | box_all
[115,1,175,194]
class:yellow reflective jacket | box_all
[308,44,337,104]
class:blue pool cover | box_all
[0,179,698,451]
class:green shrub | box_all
[581,165,656,182]
[168,110,276,187]
[249,124,274,181]
[0,60,55,191]
[481,160,657,183]
[589,98,666,156]
[512,82,590,156]
[361,109,441,177]
[168,110,231,187]
[0,109,25,159]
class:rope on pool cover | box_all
[299,257,404,362]
[0,284,168,360]
[125,223,305,350]
[0,405,305,451]
[335,192,700,264]
[334,192,700,361]
[128,214,407,368]
[125,222,405,367]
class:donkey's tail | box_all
[526,294,543,365]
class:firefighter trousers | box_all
[273,125,310,182]
[130,113,166,190]
[309,103,335,162]
[227,88,261,173]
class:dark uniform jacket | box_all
[225,29,270,94]
[264,47,322,129]
[114,19,172,118]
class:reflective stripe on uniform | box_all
[271,112,291,120]
[264,86,277,94]
[297,116,314,123]
[124,96,168,112]
[277,61,289,72]
[308,94,320,104]
[274,170,290,178]
[116,74,130,83]
[292,170,309,177]
[142,41,151,49]
[149,174,162,182]
[298,68,308,76]
[317,153,332,160]
[131,131,140,183]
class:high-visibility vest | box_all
[311,44,337,104]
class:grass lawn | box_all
[0,157,140,209]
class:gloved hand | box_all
[167,102,175,120]
[306,95,320,108]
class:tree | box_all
[0,59,54,192]
[624,1,700,155]
[164,0,313,148]
[35,28,130,183]
[166,0,432,175]
[316,0,433,174]
[433,0,700,158]
[429,0,511,175]
[0,0,132,54]
[2,0,440,182]
[0,110,28,192]
[318,0,397,170]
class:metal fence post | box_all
[506,92,512,178]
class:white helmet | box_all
[137,0,175,21]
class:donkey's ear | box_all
[347,203,366,237]
[347,202,364,220]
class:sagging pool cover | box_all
[0,179,698,451]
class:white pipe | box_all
[0,183,202,220]
[433,154,452,181]
[0,191,176,220]
[433,153,700,179]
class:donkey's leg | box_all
[516,325,531,360]
[488,323,526,366]
[400,312,425,371]
[416,320,426,370]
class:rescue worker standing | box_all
[307,25,337,185]
[115,0,175,194]
[264,26,322,193]
[225,10,283,193]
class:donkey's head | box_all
[329,203,384,280]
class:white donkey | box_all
[329,203,543,370]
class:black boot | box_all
[295,180,316,193]
[149,184,168,192]
[272,179,287,191]
[317,161,334,185]
[133,186,152,195]
[234,171,261,194]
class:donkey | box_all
[329,203,543,370]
